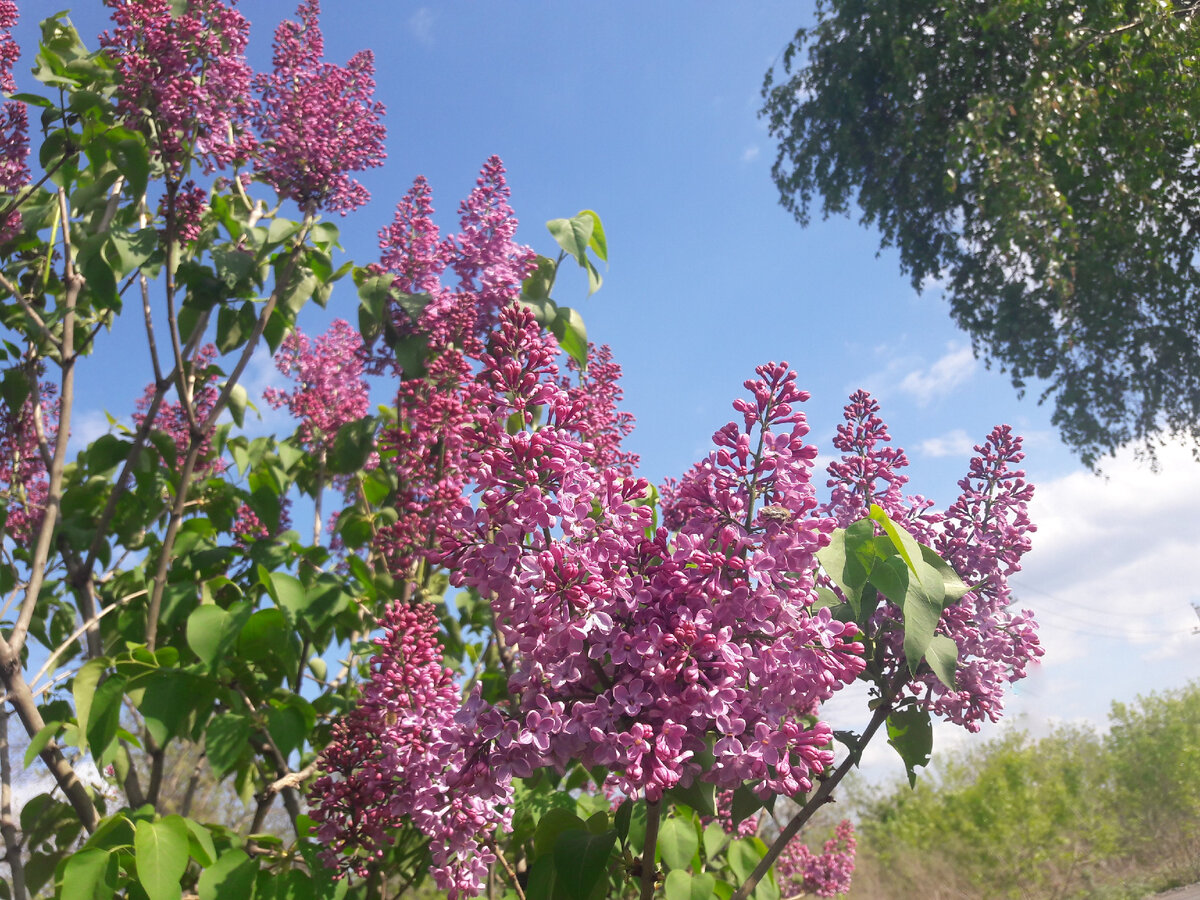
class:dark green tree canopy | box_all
[762,0,1200,466]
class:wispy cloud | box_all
[918,428,974,458]
[897,344,976,406]
[741,145,760,163]
[408,8,434,47]
[1001,440,1200,726]
[67,407,122,456]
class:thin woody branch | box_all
[9,188,81,656]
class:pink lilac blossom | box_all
[821,392,1041,731]
[157,181,208,244]
[777,820,857,898]
[438,317,865,808]
[929,425,1041,729]
[314,306,862,896]
[133,344,225,475]
[821,389,940,536]
[360,175,452,373]
[0,2,27,241]
[101,0,256,177]
[254,0,386,213]
[231,502,268,545]
[374,348,489,577]
[368,160,539,574]
[708,789,760,838]
[0,381,55,546]
[367,159,536,365]
[307,600,510,898]
[378,175,448,297]
[263,319,369,457]
[443,156,537,342]
[559,343,639,478]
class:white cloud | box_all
[408,8,434,47]
[741,145,760,163]
[918,428,974,458]
[999,439,1200,727]
[234,344,294,438]
[67,408,120,456]
[897,344,976,406]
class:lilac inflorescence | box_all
[777,820,857,898]
[255,0,386,213]
[822,391,1042,730]
[0,379,55,546]
[307,601,509,896]
[264,318,369,456]
[306,166,1038,897]
[0,1,27,241]
[102,0,256,177]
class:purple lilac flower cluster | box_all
[263,318,369,458]
[101,0,256,177]
[298,165,1039,895]
[255,0,386,213]
[708,788,760,838]
[0,380,54,545]
[366,160,542,576]
[822,390,1042,730]
[97,1,384,217]
[307,601,508,896]
[311,324,865,894]
[0,1,27,241]
[777,820,857,898]
[133,344,225,475]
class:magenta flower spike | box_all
[0,2,28,240]
[264,319,369,458]
[102,0,256,177]
[255,0,386,213]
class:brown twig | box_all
[0,641,99,832]
[0,709,27,900]
[494,847,527,900]
[268,761,316,794]
[729,675,905,900]
[8,188,81,656]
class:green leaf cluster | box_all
[763,0,1200,465]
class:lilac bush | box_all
[0,3,1041,899]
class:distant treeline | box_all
[845,681,1200,899]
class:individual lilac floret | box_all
[255,0,386,213]
[102,0,256,177]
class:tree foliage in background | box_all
[850,682,1200,899]
[762,0,1200,466]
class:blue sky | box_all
[12,2,1200,784]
